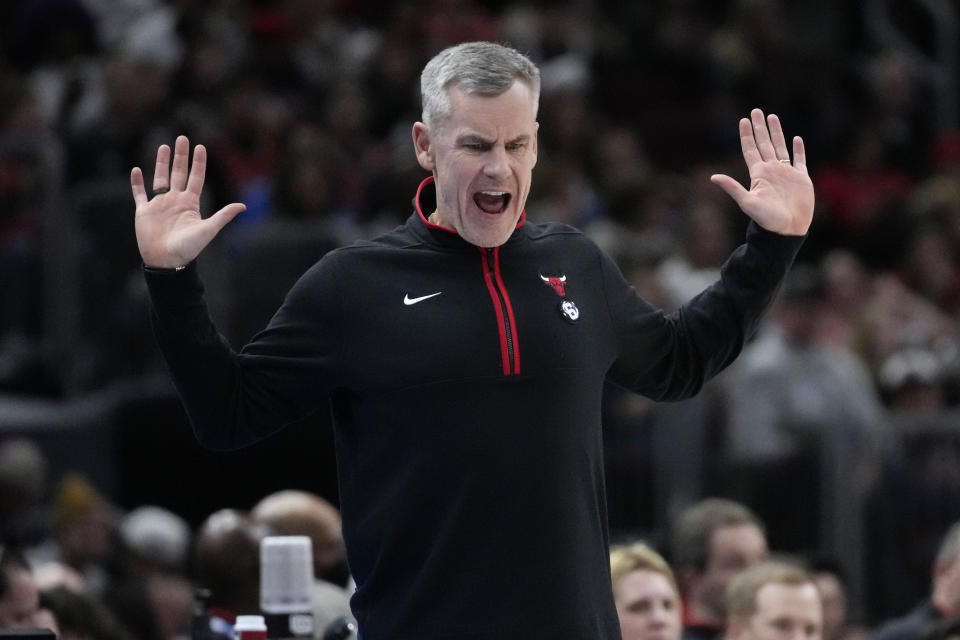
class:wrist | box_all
[143,262,191,273]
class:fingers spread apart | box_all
[149,136,208,197]
[740,109,803,170]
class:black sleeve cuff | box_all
[143,261,204,302]
[744,220,806,264]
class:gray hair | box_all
[420,41,540,130]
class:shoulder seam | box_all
[330,239,428,254]
[525,224,585,242]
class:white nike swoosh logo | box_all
[404,292,442,306]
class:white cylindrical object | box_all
[260,535,314,614]
[234,615,267,639]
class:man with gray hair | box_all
[131,41,813,638]
[872,521,960,640]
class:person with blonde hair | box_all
[611,543,682,640]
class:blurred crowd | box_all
[608,499,960,640]
[0,438,354,637]
[5,451,960,640]
[1,0,960,636]
[1,0,958,398]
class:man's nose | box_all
[483,146,510,179]
[648,605,669,627]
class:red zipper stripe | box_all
[492,248,521,374]
[480,250,511,375]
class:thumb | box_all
[191,203,246,254]
[205,202,246,233]
[710,174,749,209]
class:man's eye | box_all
[628,600,652,613]
[773,620,792,632]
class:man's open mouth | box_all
[474,190,511,214]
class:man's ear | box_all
[412,122,435,171]
[531,121,539,167]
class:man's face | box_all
[0,567,39,628]
[614,569,682,640]
[698,523,768,619]
[413,80,538,248]
[730,582,823,640]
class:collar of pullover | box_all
[409,176,528,251]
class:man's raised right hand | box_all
[131,135,246,269]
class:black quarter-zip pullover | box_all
[145,177,804,639]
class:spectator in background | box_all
[724,263,885,462]
[0,546,40,628]
[0,67,56,393]
[671,498,768,640]
[62,1,182,185]
[818,250,872,349]
[726,561,823,640]
[814,124,913,247]
[722,263,887,549]
[193,509,266,638]
[111,505,194,640]
[251,490,354,634]
[856,273,958,381]
[655,175,739,311]
[872,521,960,640]
[29,473,117,596]
[40,585,135,640]
[119,505,191,577]
[808,556,867,640]
[0,437,49,549]
[32,561,85,594]
[251,490,349,588]
[876,345,950,413]
[610,542,682,640]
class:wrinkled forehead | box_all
[435,78,538,131]
[447,81,537,126]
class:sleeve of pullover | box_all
[144,255,343,450]
[603,221,804,400]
